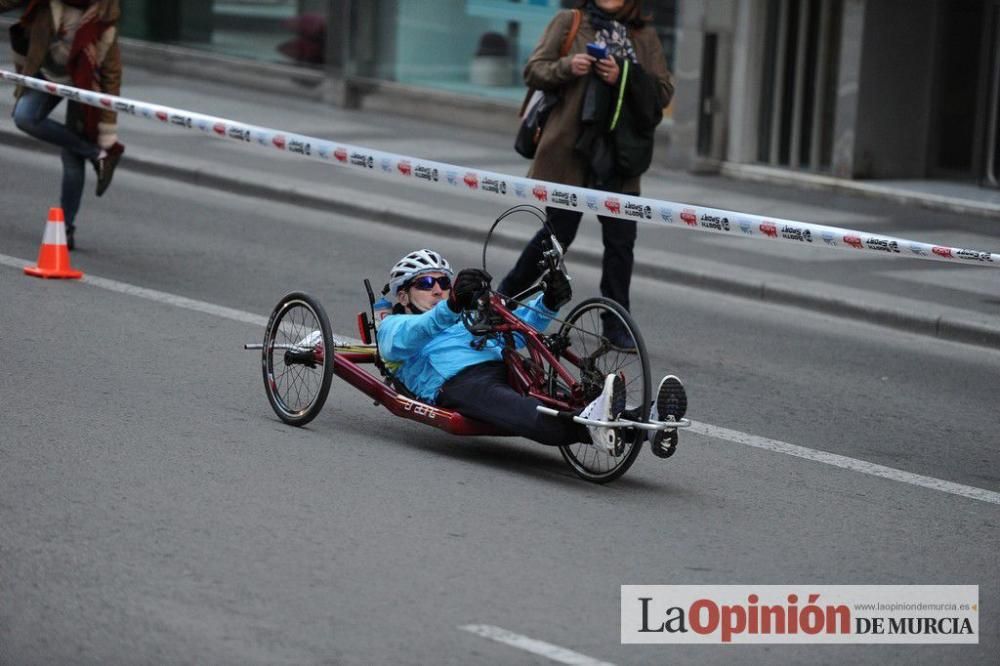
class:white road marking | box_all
[460,625,616,666]
[1,252,268,326]
[689,421,1000,505]
[4,253,998,505]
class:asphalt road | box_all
[1,145,998,664]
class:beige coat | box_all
[3,0,122,136]
[525,9,673,193]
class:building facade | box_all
[670,0,1000,189]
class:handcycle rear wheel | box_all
[554,297,651,483]
[261,291,334,427]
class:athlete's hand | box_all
[448,268,492,313]
[542,270,572,311]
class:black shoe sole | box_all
[650,430,679,458]
[610,374,626,419]
[609,374,627,456]
[656,375,687,421]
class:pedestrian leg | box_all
[13,88,101,160]
[597,214,638,312]
[498,207,582,297]
[61,147,86,247]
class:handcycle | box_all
[245,205,689,483]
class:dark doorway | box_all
[984,1,1000,187]
[929,0,986,177]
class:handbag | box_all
[514,9,581,159]
[9,22,29,57]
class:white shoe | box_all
[579,373,627,455]
[294,330,323,351]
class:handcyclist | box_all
[376,248,687,455]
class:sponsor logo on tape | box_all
[228,126,251,141]
[352,151,374,168]
[625,201,652,219]
[464,172,479,189]
[701,214,731,231]
[781,224,812,242]
[397,160,412,176]
[932,246,953,258]
[843,235,863,248]
[482,177,506,194]
[865,237,900,253]
[760,222,778,238]
[955,249,994,262]
[551,189,577,207]
[415,164,439,181]
[533,184,548,202]
[681,208,698,226]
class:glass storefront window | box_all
[119,0,330,67]
[355,0,677,102]
[112,0,676,102]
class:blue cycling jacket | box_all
[377,294,556,403]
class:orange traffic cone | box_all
[24,207,83,280]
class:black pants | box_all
[437,362,589,447]
[498,204,638,321]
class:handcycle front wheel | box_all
[554,297,651,483]
[261,291,334,427]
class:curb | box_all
[720,163,1000,220]
[3,128,998,350]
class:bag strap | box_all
[519,9,582,116]
[559,9,582,58]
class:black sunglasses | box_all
[408,275,452,291]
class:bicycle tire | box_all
[261,292,334,427]
[554,297,651,483]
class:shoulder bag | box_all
[514,9,581,159]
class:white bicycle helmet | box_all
[388,249,454,298]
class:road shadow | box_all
[329,410,677,494]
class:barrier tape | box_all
[3,69,998,268]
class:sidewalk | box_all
[2,63,999,349]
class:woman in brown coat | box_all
[499,0,673,349]
[4,0,124,249]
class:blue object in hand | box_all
[586,42,608,59]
